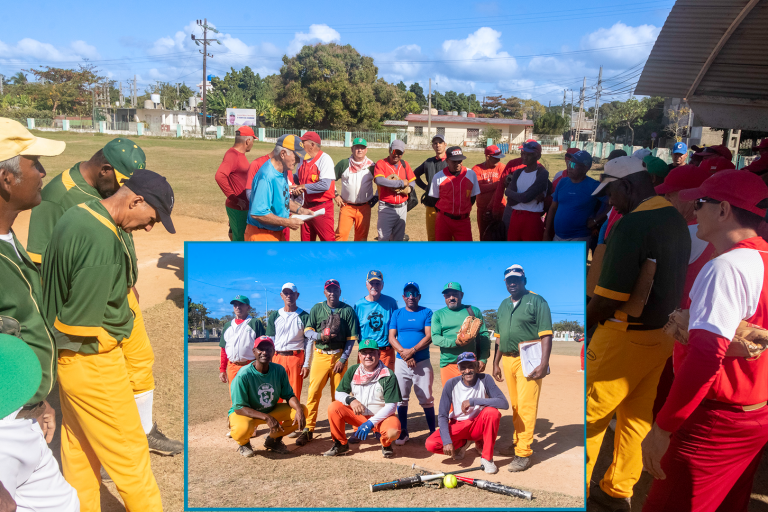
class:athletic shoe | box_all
[295,428,313,446]
[226,431,232,438]
[588,483,631,512]
[481,458,498,474]
[238,443,255,458]
[323,440,350,457]
[100,466,112,483]
[453,442,468,461]
[147,423,183,456]
[507,455,532,472]
[286,430,300,438]
[381,445,395,458]
[264,436,290,454]
[395,431,409,446]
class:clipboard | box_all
[587,244,656,318]
[519,341,551,378]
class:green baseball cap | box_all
[352,137,367,147]
[358,339,380,351]
[442,282,462,293]
[102,138,146,183]
[0,333,42,418]
[643,155,671,179]
[230,295,251,306]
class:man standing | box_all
[374,140,416,241]
[218,295,266,393]
[492,264,553,473]
[742,138,768,177]
[504,140,550,241]
[228,336,308,457]
[355,270,398,370]
[413,135,448,241]
[324,339,402,459]
[431,282,491,384]
[644,155,671,188]
[641,170,768,511]
[426,352,508,474]
[295,279,360,446]
[292,131,336,241]
[552,148,581,191]
[0,118,78,511]
[472,145,505,238]
[585,156,690,510]
[667,141,688,172]
[388,282,435,445]
[428,146,481,241]
[247,134,313,241]
[43,170,176,511]
[333,138,376,241]
[215,126,254,241]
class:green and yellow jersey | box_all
[431,305,491,367]
[496,292,553,353]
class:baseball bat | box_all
[369,473,444,493]
[411,464,485,476]
[454,476,533,501]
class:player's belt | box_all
[440,211,469,220]
[707,399,768,412]
[231,359,252,365]
[501,351,520,357]
[15,401,45,420]
[345,201,369,206]
[316,348,341,355]
[276,350,302,356]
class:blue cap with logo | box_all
[403,281,420,292]
[673,142,688,155]
[367,270,383,282]
[521,140,542,154]
[457,352,477,364]
[568,150,593,169]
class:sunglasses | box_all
[404,291,420,298]
[693,197,721,210]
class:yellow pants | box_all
[58,347,162,512]
[125,289,155,395]
[305,350,347,431]
[585,322,673,499]
[229,403,309,446]
[425,206,437,242]
[501,354,542,457]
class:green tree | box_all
[9,72,28,85]
[409,82,426,107]
[23,64,104,115]
[534,112,569,135]
[603,97,648,145]
[396,81,407,92]
[482,309,498,332]
[480,127,503,146]
[552,320,584,334]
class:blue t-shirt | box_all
[354,295,399,348]
[247,159,290,231]
[552,176,604,239]
[391,306,433,363]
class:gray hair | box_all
[0,156,21,183]
[235,135,253,145]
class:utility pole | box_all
[119,82,124,108]
[570,90,574,142]
[191,18,221,137]
[0,74,4,95]
[132,75,137,108]
[428,78,432,143]
[592,66,602,144]
[575,77,585,143]
[562,89,566,118]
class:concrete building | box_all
[385,112,533,146]
[114,107,202,133]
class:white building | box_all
[385,112,534,147]
[133,108,201,133]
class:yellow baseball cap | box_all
[0,118,66,162]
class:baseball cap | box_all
[0,333,42,418]
[446,146,467,161]
[699,156,735,173]
[752,139,768,151]
[0,118,66,162]
[103,138,146,183]
[254,336,275,349]
[358,339,380,351]
[672,142,688,155]
[632,148,652,160]
[442,281,462,293]
[569,150,592,169]
[693,144,731,160]
[301,131,321,145]
[654,164,711,195]
[281,283,298,293]
[123,169,176,234]
[679,169,768,217]
[432,134,446,143]
[230,294,251,306]
[366,270,383,282]
[521,140,542,154]
[324,279,341,290]
[592,156,647,196]
[352,137,367,147]
[518,138,537,150]
[643,155,671,178]
[403,281,420,293]
[275,134,306,160]
[607,149,627,161]
[565,147,581,156]
[390,139,406,153]
[457,352,477,364]
[504,264,525,279]
[236,126,255,138]
[485,145,505,159]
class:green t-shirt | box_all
[42,200,135,354]
[0,232,57,405]
[595,196,690,330]
[430,305,491,367]
[336,363,403,404]
[496,292,553,353]
[306,301,359,351]
[228,362,295,416]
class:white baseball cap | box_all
[504,264,525,279]
[631,148,652,160]
[281,282,298,292]
[592,156,646,196]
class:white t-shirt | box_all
[339,160,375,204]
[449,376,488,422]
[512,170,544,213]
[315,152,336,181]
[0,232,21,261]
[273,308,307,352]
[223,319,259,363]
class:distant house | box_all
[384,111,534,146]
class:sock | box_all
[423,406,436,433]
[397,405,408,434]
[134,390,154,434]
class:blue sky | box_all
[1,0,673,105]
[186,242,585,325]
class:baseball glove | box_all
[319,312,342,343]
[386,173,411,196]
[456,307,482,346]
[663,308,768,358]
[0,315,21,338]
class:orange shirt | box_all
[374,158,415,205]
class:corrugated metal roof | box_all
[404,114,533,126]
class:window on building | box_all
[436,127,445,137]
[467,128,480,140]
[415,126,423,136]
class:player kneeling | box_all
[324,339,403,458]
[425,352,509,474]
[228,336,308,457]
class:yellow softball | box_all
[444,474,458,488]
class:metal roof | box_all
[635,0,768,130]
[403,114,533,126]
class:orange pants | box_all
[440,363,462,385]
[245,224,285,241]
[327,401,401,447]
[227,360,250,396]
[358,346,395,370]
[273,350,305,400]
[336,203,371,241]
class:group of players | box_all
[0,118,181,511]
[217,265,554,476]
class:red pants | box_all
[358,345,395,370]
[301,200,335,241]
[440,363,461,385]
[643,401,768,512]
[507,209,544,241]
[425,406,501,461]
[435,212,473,241]
[283,228,290,241]
[273,350,305,401]
[327,401,401,447]
[580,343,585,371]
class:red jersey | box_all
[298,150,335,204]
[428,167,481,216]
[245,154,272,197]
[374,158,416,205]
[742,155,768,176]
[472,162,505,211]
[215,148,250,210]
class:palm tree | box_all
[9,72,28,85]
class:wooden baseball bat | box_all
[369,473,444,492]
[455,475,533,500]
[411,464,485,476]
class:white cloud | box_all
[287,24,340,56]
[372,44,424,83]
[217,298,224,303]
[266,249,278,256]
[439,28,518,81]
[579,22,660,67]
[250,293,261,299]
[0,38,100,64]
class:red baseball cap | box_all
[565,147,580,156]
[698,156,735,173]
[301,131,321,145]
[236,126,255,138]
[654,164,712,195]
[324,279,341,290]
[254,336,274,348]
[752,139,768,151]
[693,144,732,160]
[484,145,505,158]
[679,169,768,217]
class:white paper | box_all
[292,208,324,221]
[519,341,551,378]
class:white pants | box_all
[0,418,80,512]
[377,202,407,241]
[394,358,434,407]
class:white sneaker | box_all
[395,433,409,446]
[226,431,232,438]
[481,458,498,474]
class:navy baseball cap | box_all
[367,270,383,282]
[569,150,593,169]
[673,142,688,154]
[324,279,341,290]
[403,281,420,293]
[457,352,477,364]
[521,141,542,154]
